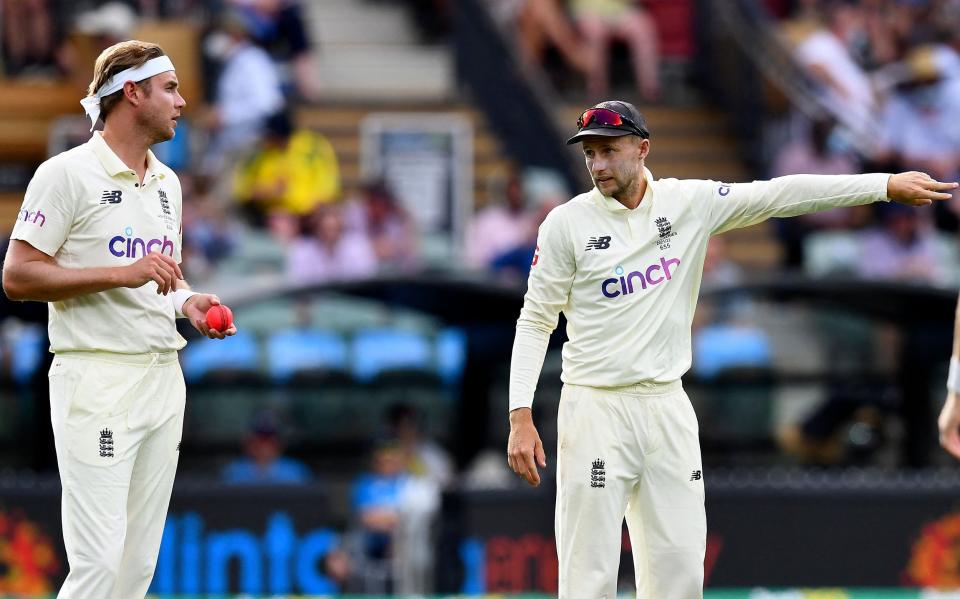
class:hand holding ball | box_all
[205,304,233,331]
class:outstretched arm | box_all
[705,171,957,235]
[938,293,960,459]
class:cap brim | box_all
[565,127,635,145]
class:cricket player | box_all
[506,100,957,598]
[938,296,960,459]
[1,41,236,598]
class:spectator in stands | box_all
[222,410,312,484]
[488,173,565,282]
[344,182,419,271]
[181,175,238,280]
[285,204,378,283]
[701,236,743,288]
[350,437,440,593]
[386,402,454,489]
[855,201,947,284]
[233,111,341,225]
[351,439,410,568]
[57,2,140,86]
[465,168,534,269]
[875,44,960,230]
[876,45,960,184]
[570,0,661,101]
[2,0,58,77]
[487,0,590,81]
[792,0,879,142]
[226,0,321,100]
[201,8,284,174]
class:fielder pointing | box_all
[2,41,236,598]
[507,100,956,598]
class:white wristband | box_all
[171,289,199,319]
[948,357,960,394]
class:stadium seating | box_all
[265,329,350,383]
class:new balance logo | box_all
[591,459,606,488]
[99,428,114,458]
[100,190,123,205]
[690,470,702,481]
[585,236,612,251]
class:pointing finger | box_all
[928,180,959,190]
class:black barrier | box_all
[5,472,960,593]
[439,472,960,593]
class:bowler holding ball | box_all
[1,41,235,598]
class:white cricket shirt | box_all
[509,168,891,410]
[10,132,186,354]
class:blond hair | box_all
[86,40,166,122]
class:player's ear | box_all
[123,80,141,106]
[638,138,650,160]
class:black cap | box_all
[566,100,650,145]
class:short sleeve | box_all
[9,160,75,257]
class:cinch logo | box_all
[17,209,45,227]
[108,227,175,258]
[601,256,680,298]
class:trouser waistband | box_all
[570,379,683,397]
[55,350,179,366]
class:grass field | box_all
[36,591,947,599]
[8,591,960,599]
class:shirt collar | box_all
[88,131,164,180]
[592,166,655,212]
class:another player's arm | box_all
[2,238,182,302]
[938,293,960,459]
[705,171,957,235]
[508,208,575,487]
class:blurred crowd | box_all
[487,0,666,100]
[768,0,960,282]
[216,403,451,592]
[0,0,571,289]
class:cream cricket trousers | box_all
[556,381,706,599]
[49,351,185,599]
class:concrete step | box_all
[316,45,453,100]
[308,8,416,46]
[297,104,485,130]
[319,131,502,163]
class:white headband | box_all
[80,55,176,131]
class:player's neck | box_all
[613,176,647,210]
[101,121,150,183]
